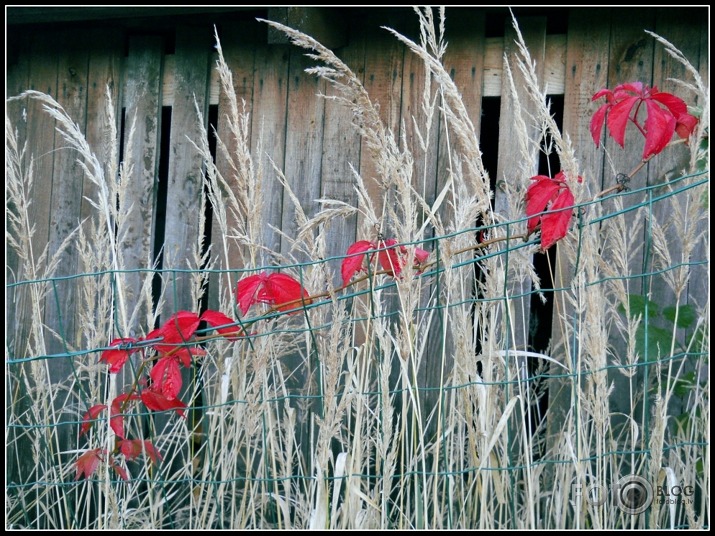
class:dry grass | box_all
[5,7,709,529]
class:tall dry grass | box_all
[5,7,709,529]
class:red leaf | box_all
[149,311,201,354]
[150,356,183,400]
[236,273,269,315]
[75,448,106,480]
[264,273,312,312]
[201,309,243,340]
[643,99,676,159]
[377,239,405,276]
[118,439,163,465]
[236,272,311,314]
[100,338,139,374]
[606,95,640,148]
[675,112,699,140]
[592,82,699,157]
[341,240,375,286]
[141,390,187,417]
[110,393,139,439]
[413,246,430,266]
[80,404,107,436]
[539,187,575,250]
[589,103,610,147]
[111,460,130,481]
[525,176,561,233]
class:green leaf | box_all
[673,371,697,398]
[663,304,698,329]
[618,293,659,319]
[635,324,672,361]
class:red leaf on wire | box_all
[110,393,139,439]
[147,311,201,355]
[79,404,107,436]
[525,175,562,234]
[591,82,698,159]
[100,338,140,373]
[118,439,163,465]
[236,272,311,315]
[141,390,187,417]
[341,240,375,286]
[150,356,183,400]
[236,273,269,315]
[377,239,405,276]
[75,448,106,480]
[525,172,578,250]
[201,309,244,340]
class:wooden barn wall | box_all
[6,7,709,437]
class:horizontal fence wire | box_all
[6,170,709,529]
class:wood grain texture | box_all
[121,35,164,332]
[251,43,290,258]
[494,16,547,353]
[357,24,405,238]
[162,25,211,314]
[319,32,366,276]
[209,20,258,311]
[279,50,326,260]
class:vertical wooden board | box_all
[44,30,89,357]
[279,49,326,260]
[209,21,258,311]
[649,9,706,350]
[80,28,123,228]
[251,43,290,259]
[162,25,212,314]
[319,33,366,277]
[600,9,656,299]
[400,36,439,232]
[494,17,547,352]
[547,8,612,450]
[600,7,657,427]
[435,9,486,226]
[357,23,405,237]
[421,9,486,427]
[121,35,164,333]
[23,31,59,304]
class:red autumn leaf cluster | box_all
[341,239,430,286]
[590,81,699,159]
[99,310,242,374]
[118,439,162,465]
[236,271,312,316]
[525,171,580,251]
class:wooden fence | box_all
[6,5,709,503]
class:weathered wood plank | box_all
[80,28,123,229]
[267,7,348,50]
[357,23,405,238]
[121,35,164,333]
[209,21,258,311]
[494,16,547,352]
[279,50,326,260]
[162,25,212,314]
[251,43,291,258]
[546,8,612,460]
[483,34,565,97]
[319,33,366,274]
[400,32,440,237]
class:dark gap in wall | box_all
[151,106,172,327]
[198,104,219,315]
[474,96,502,376]
[118,107,126,222]
[528,93,564,457]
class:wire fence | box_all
[6,171,710,529]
